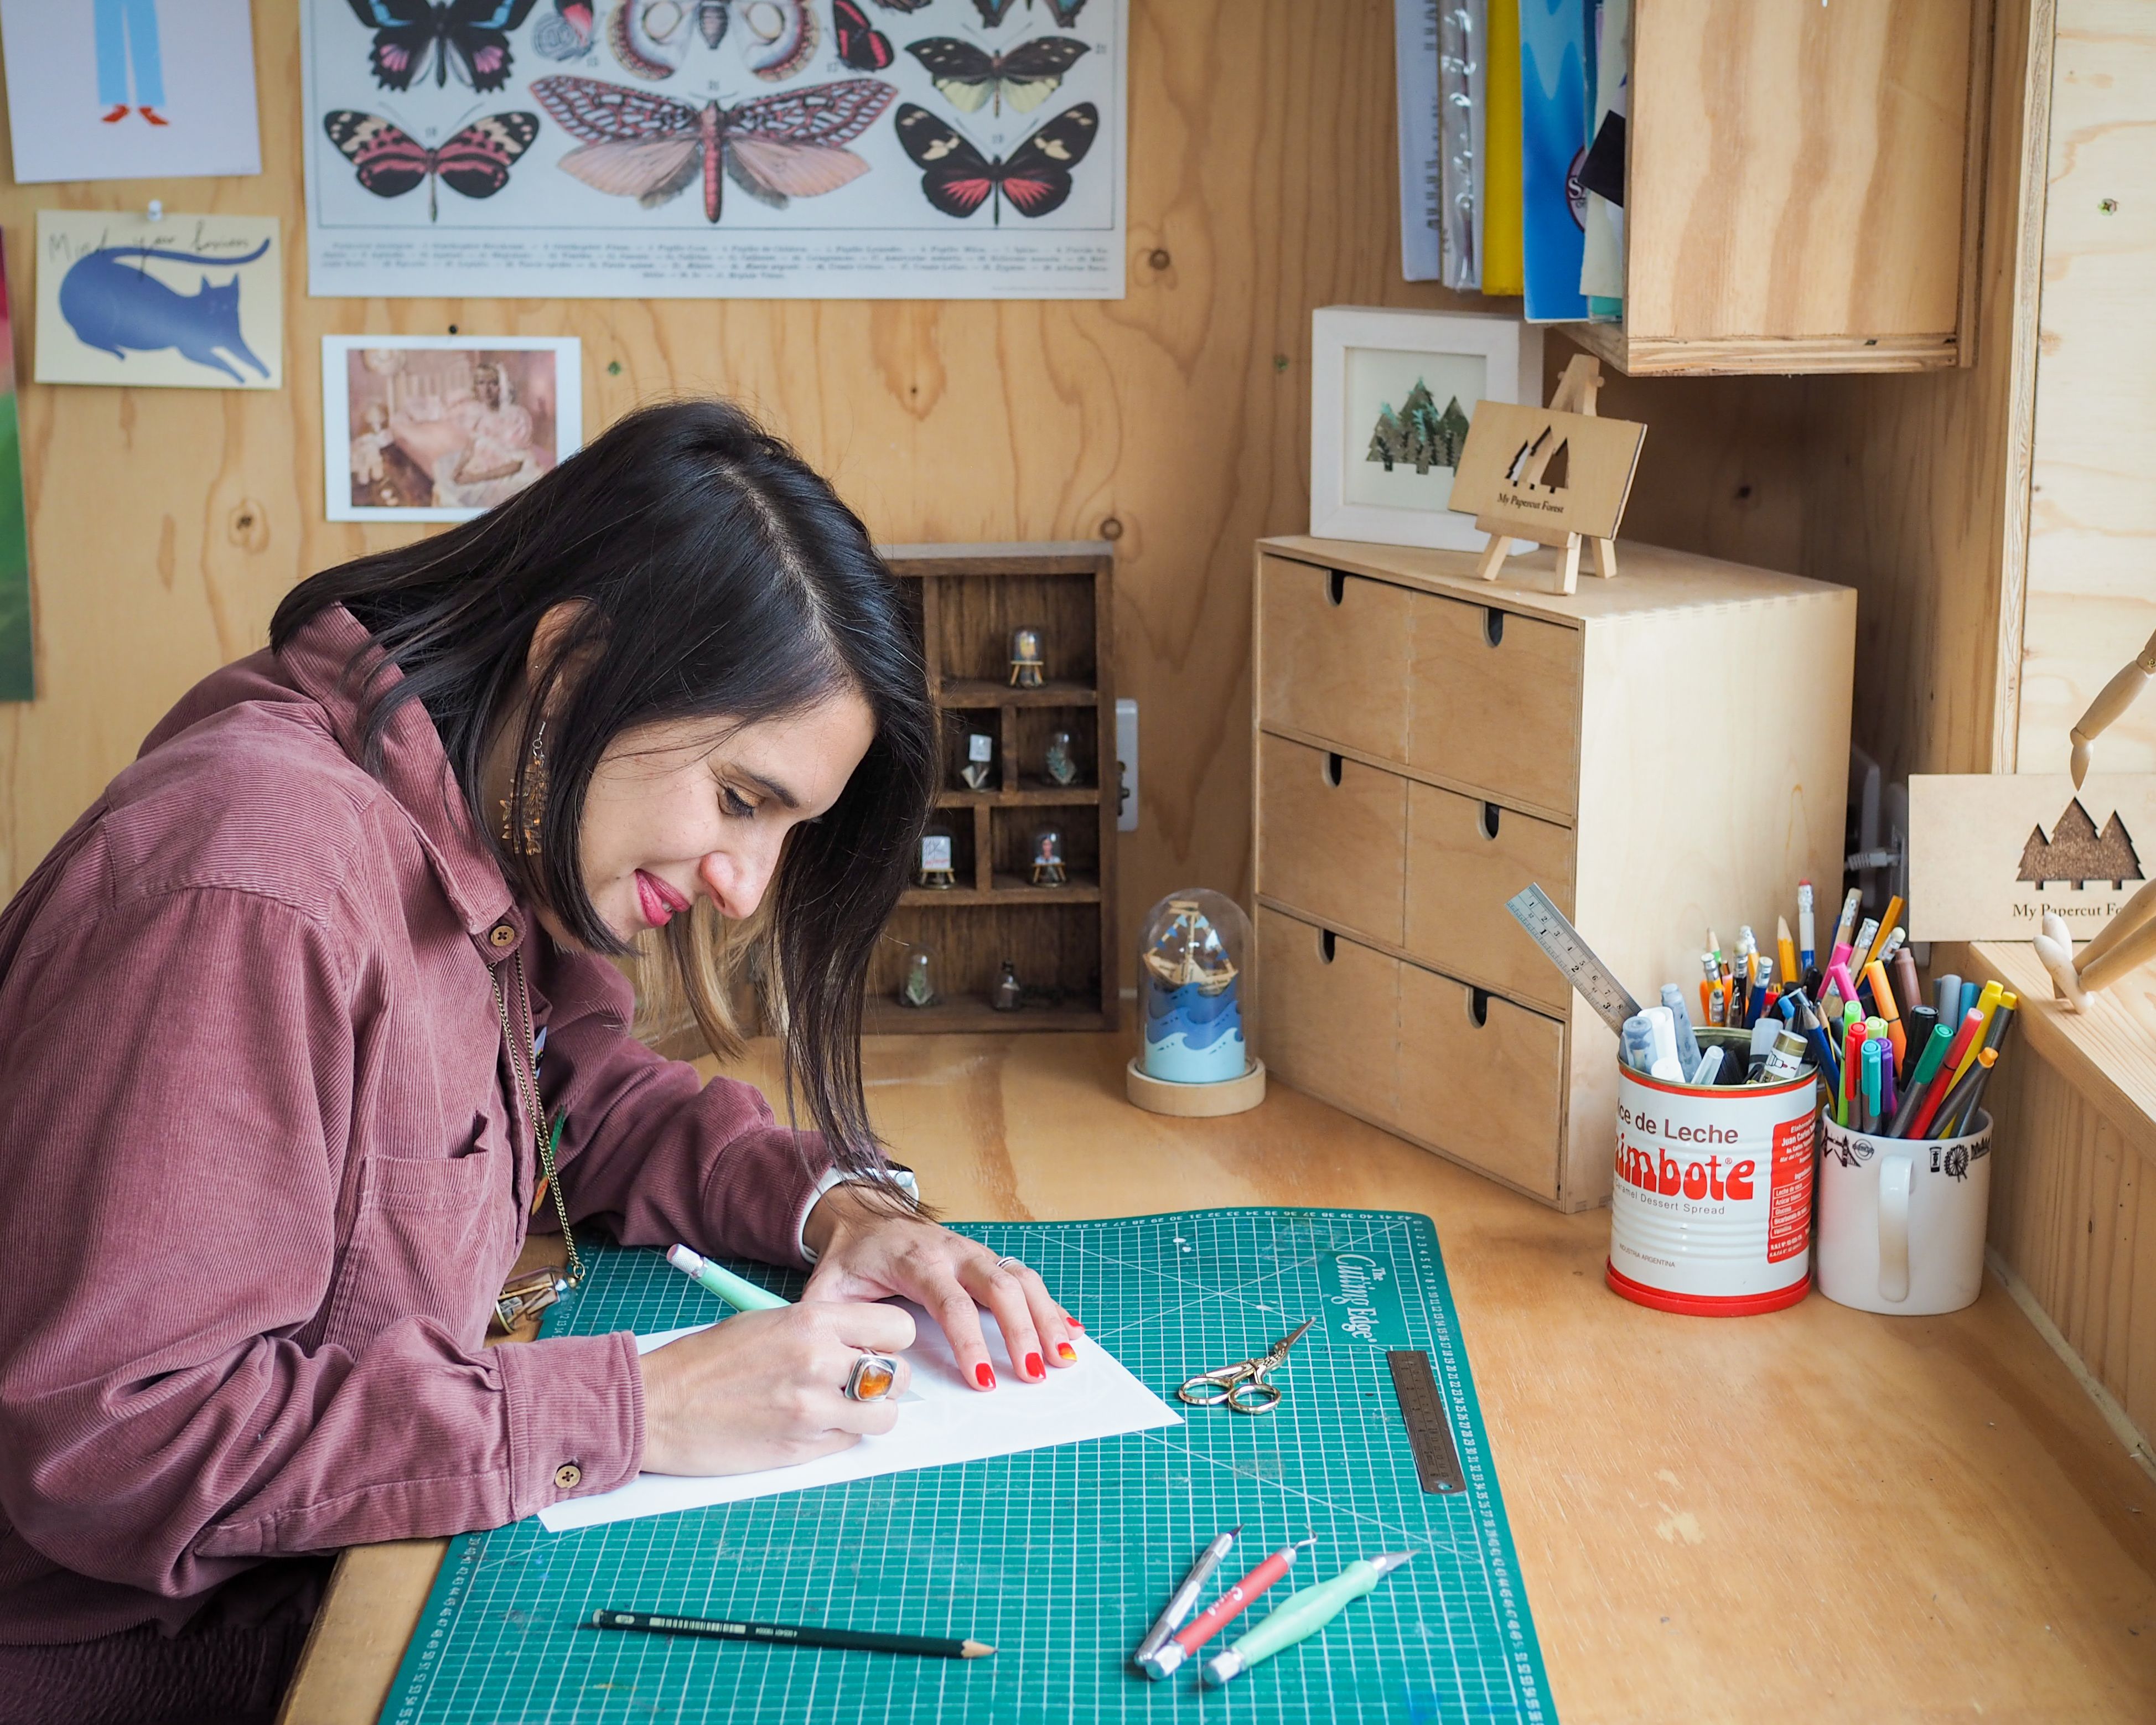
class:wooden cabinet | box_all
[1252,536,1854,1210]
[1564,0,1992,376]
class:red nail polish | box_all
[1025,1351,1045,1380]
[1056,1342,1076,1363]
[1068,1317,1085,1332]
[975,1363,996,1389]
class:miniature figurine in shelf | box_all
[2036,623,2156,1009]
[1141,895,1248,1084]
[898,949,938,1009]
[960,731,995,791]
[1044,730,1080,787]
[917,830,958,890]
[991,960,1023,1012]
[1009,626,1046,689]
[1030,827,1067,887]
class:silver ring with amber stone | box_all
[843,1353,899,1402]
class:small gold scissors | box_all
[1177,1318,1316,1415]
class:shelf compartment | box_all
[940,678,1098,709]
[900,871,1102,906]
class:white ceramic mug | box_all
[1816,1111,1992,1315]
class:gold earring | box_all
[499,722,548,857]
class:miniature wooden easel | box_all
[1448,354,1647,597]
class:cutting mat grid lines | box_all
[380,1208,1554,1724]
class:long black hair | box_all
[273,398,935,1180]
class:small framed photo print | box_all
[323,334,582,523]
[1310,308,1543,551]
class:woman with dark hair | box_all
[0,400,1077,1725]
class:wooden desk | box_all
[282,1033,2156,1723]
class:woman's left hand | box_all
[800,1184,1079,1392]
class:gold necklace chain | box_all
[491,948,584,1287]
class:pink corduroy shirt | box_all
[0,605,833,1644]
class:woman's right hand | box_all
[635,1302,916,1476]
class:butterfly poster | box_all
[302,0,1124,298]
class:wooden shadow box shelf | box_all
[876,542,1118,1032]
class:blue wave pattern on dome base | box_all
[1142,976,1245,1084]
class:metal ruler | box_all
[1504,883,1641,1036]
[1386,1350,1464,1494]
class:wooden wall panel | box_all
[0,1,1490,938]
[2014,0,2156,773]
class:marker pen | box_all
[1864,959,1905,1072]
[1949,981,2005,1086]
[1797,880,1817,971]
[1909,1010,1986,1138]
[1886,1021,1954,1138]
[1932,973,1962,1022]
[1860,1038,1883,1132]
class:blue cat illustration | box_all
[57,241,272,385]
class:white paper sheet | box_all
[539,1306,1180,1532]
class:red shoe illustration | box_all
[138,106,169,126]
[101,104,131,123]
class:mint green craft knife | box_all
[1199,1552,1414,1686]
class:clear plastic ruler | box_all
[1504,884,1641,1035]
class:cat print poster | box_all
[0,0,262,183]
[300,0,1126,299]
[33,212,282,391]
[0,237,32,703]
[322,334,583,522]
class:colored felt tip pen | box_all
[1933,973,1962,1022]
[1860,1038,1883,1131]
[1142,1535,1316,1679]
[1202,1554,1414,1687]
[1951,981,2006,1086]
[1797,880,1816,970]
[1864,960,1906,1071]
[1134,1526,1240,1667]
[666,1244,790,1312]
[1909,1010,1987,1139]
[1886,1021,1956,1137]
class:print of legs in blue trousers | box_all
[95,0,165,119]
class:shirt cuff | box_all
[797,1163,922,1264]
[496,1330,643,1520]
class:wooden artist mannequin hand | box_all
[800,1181,1081,1393]
[636,1299,916,1475]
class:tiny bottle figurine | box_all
[916,830,958,889]
[1044,729,1080,787]
[959,731,995,791]
[898,949,938,1008]
[1029,826,1067,887]
[1008,626,1046,689]
[991,960,1023,1012]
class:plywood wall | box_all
[0,0,1488,928]
[2015,0,2156,774]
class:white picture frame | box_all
[1310,307,1543,551]
[322,334,583,524]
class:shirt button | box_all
[489,923,517,949]
[554,1463,582,1491]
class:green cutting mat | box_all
[379,1208,1553,1724]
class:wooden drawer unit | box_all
[1257,733,1406,945]
[1404,784,1575,1013]
[1396,965,1564,1201]
[1404,594,1581,817]
[1254,535,1855,1210]
[1257,907,1398,1119]
[1256,556,1412,760]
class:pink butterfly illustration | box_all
[529,73,894,222]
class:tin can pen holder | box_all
[1816,1111,1993,1316]
[1606,1027,1818,1316]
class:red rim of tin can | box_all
[1605,1260,1813,1316]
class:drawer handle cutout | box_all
[1326,570,1346,606]
[1479,801,1501,840]
[1483,609,1505,647]
[1317,929,1336,965]
[1468,988,1491,1028]
[1324,752,1344,788]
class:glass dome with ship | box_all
[1125,889,1267,1117]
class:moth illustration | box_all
[530,73,894,221]
[737,0,816,79]
[867,0,931,10]
[344,0,540,91]
[971,0,1085,27]
[608,0,728,77]
[323,110,541,219]
[532,0,596,59]
[833,0,894,71]
[905,34,1086,116]
[893,100,1096,224]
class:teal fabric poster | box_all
[1519,0,1589,323]
[0,237,32,702]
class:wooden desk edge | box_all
[276,1538,447,1725]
